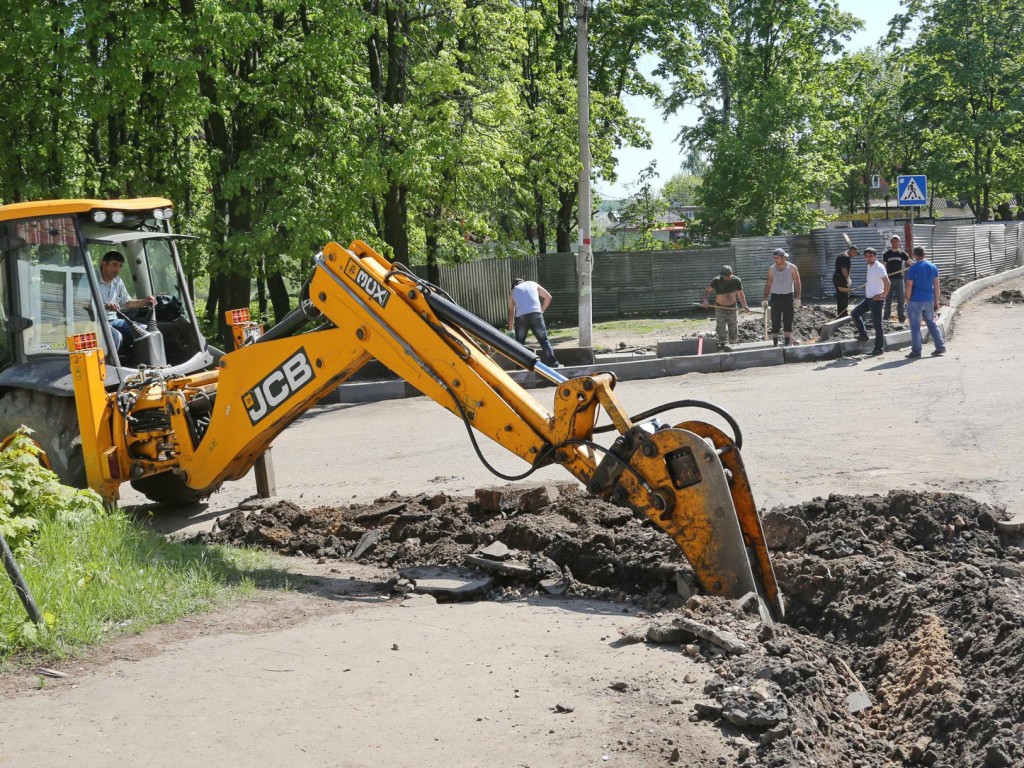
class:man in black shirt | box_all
[882,234,910,324]
[832,243,856,317]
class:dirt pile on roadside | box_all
[987,289,1024,305]
[722,305,901,344]
[197,487,1024,767]
[940,276,970,302]
[761,491,1024,768]
[200,484,689,607]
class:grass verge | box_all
[1,506,287,668]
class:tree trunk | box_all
[256,255,268,320]
[556,187,575,253]
[267,272,291,323]
[384,183,409,262]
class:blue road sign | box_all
[897,175,927,206]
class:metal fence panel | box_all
[413,221,1022,329]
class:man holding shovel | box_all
[702,265,751,350]
[833,243,856,318]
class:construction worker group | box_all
[703,241,946,357]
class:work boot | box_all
[772,337,779,347]
[784,338,792,347]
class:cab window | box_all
[8,217,101,356]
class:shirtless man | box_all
[702,264,751,350]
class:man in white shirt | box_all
[507,278,559,367]
[98,250,156,358]
[849,247,891,356]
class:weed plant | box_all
[0,431,284,666]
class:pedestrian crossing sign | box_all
[897,175,927,206]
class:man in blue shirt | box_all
[98,251,156,358]
[905,246,946,358]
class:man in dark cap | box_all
[833,243,857,317]
[702,264,751,350]
[763,248,801,346]
[882,234,910,325]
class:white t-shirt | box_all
[865,261,888,298]
[511,281,543,316]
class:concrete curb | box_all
[329,268,1024,405]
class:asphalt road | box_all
[5,277,1021,768]
[131,275,1024,536]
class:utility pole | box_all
[576,0,593,348]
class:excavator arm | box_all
[69,240,783,620]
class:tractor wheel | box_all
[0,389,86,488]
[130,472,222,506]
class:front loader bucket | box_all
[619,423,784,622]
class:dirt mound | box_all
[197,487,1024,767]
[987,289,1024,305]
[763,491,1024,767]
[940,276,970,302]
[722,304,901,344]
[199,485,689,607]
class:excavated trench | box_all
[197,484,1024,768]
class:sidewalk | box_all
[329,266,1024,405]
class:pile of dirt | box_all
[940,276,970,302]
[199,484,689,608]
[749,491,1024,767]
[198,487,1024,767]
[697,304,901,345]
[987,289,1024,305]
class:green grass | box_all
[0,507,288,667]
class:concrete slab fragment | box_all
[819,316,853,340]
[398,566,492,598]
[995,510,1024,535]
[463,554,534,577]
[477,541,511,560]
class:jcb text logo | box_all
[242,348,315,425]
[355,268,390,308]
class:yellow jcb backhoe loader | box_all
[0,198,783,620]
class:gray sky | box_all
[596,0,898,201]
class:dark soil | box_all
[987,289,1024,305]
[693,304,901,345]
[197,486,1024,768]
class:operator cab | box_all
[0,198,219,396]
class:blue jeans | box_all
[851,298,885,351]
[884,279,906,322]
[908,301,944,354]
[108,316,134,358]
[514,312,558,366]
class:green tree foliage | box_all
[619,161,668,249]
[661,171,702,206]
[657,0,860,236]
[0,0,657,306]
[893,0,1024,220]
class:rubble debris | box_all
[987,288,1024,305]
[197,485,1024,768]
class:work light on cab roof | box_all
[91,206,172,225]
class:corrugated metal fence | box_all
[413,222,1024,327]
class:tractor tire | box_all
[130,472,221,506]
[0,389,86,488]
